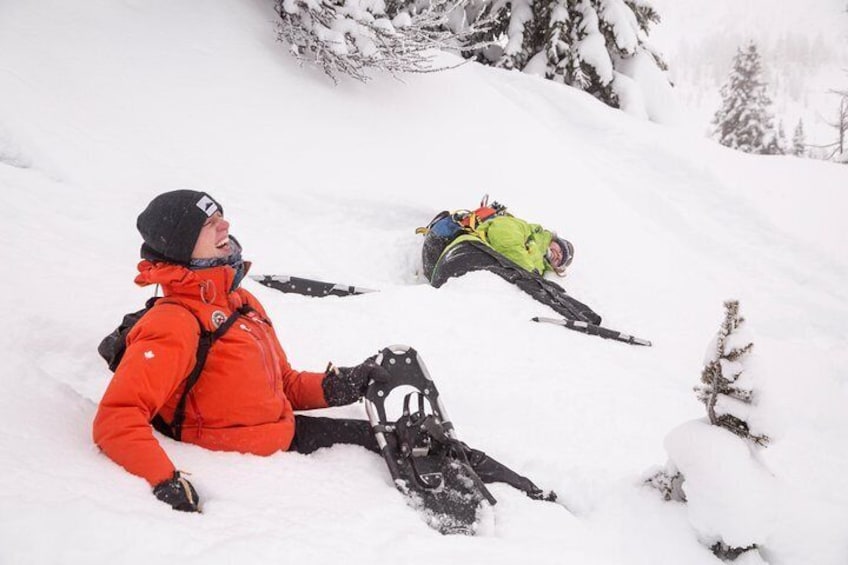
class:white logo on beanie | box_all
[196,195,219,217]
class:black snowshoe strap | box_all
[395,392,496,504]
[151,305,252,441]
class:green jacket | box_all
[444,215,555,275]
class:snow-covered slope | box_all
[1,1,846,564]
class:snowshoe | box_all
[250,274,375,297]
[364,345,496,535]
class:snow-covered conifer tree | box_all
[695,300,768,446]
[792,119,806,157]
[647,300,770,564]
[275,0,672,119]
[452,0,668,113]
[712,43,779,155]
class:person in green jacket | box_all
[475,215,573,276]
[420,203,599,324]
[431,214,574,278]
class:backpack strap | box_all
[151,304,253,441]
[462,202,509,231]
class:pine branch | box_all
[645,468,686,502]
[276,0,484,83]
[711,542,760,561]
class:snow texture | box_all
[0,1,846,564]
[665,421,776,547]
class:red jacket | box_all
[93,261,328,486]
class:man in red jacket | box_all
[93,190,389,512]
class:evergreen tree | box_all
[275,0,670,118]
[712,43,778,155]
[792,119,806,156]
[648,301,769,564]
[695,300,769,447]
[451,0,668,111]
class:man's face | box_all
[191,212,231,260]
[547,240,564,269]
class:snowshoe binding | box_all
[364,345,496,535]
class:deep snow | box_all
[0,1,846,564]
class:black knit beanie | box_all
[137,190,224,264]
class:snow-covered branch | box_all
[275,0,475,82]
[274,0,673,120]
[695,300,768,447]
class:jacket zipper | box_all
[241,320,281,395]
[253,320,284,384]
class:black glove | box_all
[153,471,200,513]
[322,359,390,406]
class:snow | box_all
[615,50,681,124]
[502,0,533,59]
[577,7,615,85]
[599,0,639,53]
[1,1,847,564]
[665,421,777,546]
[610,71,649,120]
[665,420,848,564]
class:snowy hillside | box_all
[650,0,848,149]
[1,1,847,564]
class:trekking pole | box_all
[531,316,652,346]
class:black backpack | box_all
[415,196,509,282]
[98,296,249,441]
